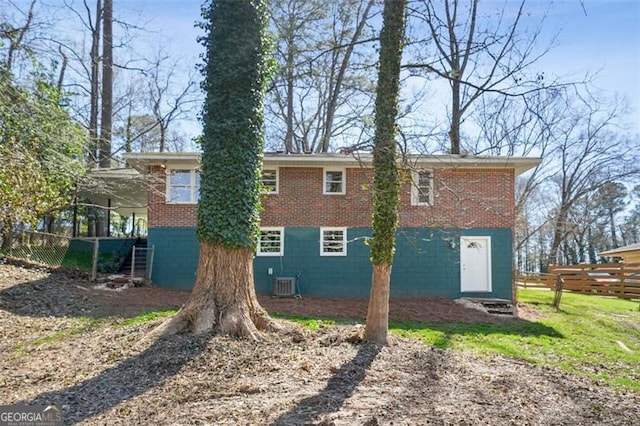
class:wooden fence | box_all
[515,272,554,289]
[516,263,640,299]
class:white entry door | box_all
[460,236,492,292]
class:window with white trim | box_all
[323,168,345,194]
[167,169,200,204]
[411,169,433,206]
[320,227,347,256]
[257,227,284,256]
[261,168,279,194]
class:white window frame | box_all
[320,227,347,256]
[257,227,284,256]
[411,169,433,206]
[323,168,346,195]
[261,167,279,194]
[166,168,200,204]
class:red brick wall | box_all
[148,165,514,229]
[400,168,515,228]
[147,165,197,228]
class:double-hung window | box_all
[411,169,433,206]
[261,168,279,194]
[167,169,200,204]
[257,227,284,256]
[323,168,345,194]
[320,227,347,256]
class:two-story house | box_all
[124,152,539,300]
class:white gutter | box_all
[123,152,542,176]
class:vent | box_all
[272,277,296,297]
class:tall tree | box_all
[405,0,554,154]
[98,0,112,168]
[160,0,274,338]
[544,96,638,267]
[89,0,102,166]
[267,0,377,153]
[592,182,627,249]
[365,0,407,345]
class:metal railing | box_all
[130,244,155,283]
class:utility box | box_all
[272,277,296,297]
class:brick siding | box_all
[148,165,514,229]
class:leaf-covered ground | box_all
[1,262,638,425]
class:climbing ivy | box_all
[370,0,406,266]
[197,0,272,248]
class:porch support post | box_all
[72,197,78,238]
[107,198,111,237]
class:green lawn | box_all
[391,289,640,390]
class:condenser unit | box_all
[272,277,296,297]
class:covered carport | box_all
[76,167,149,237]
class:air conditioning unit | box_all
[272,277,296,297]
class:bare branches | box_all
[405,0,561,153]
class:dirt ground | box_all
[1,260,639,425]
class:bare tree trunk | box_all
[366,264,392,343]
[89,0,102,167]
[318,0,374,152]
[5,0,35,73]
[609,212,618,248]
[99,0,113,168]
[1,220,12,251]
[450,79,461,154]
[159,121,166,152]
[159,243,274,338]
[548,207,569,268]
[56,46,68,90]
[284,37,295,153]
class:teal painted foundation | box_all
[68,237,137,255]
[148,227,513,299]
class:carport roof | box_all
[599,243,640,257]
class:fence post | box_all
[620,264,626,297]
[91,238,100,281]
[552,274,564,311]
[147,245,155,284]
[131,245,136,284]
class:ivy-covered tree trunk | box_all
[162,0,274,339]
[365,0,407,344]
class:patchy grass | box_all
[276,290,640,391]
[392,289,640,390]
[26,317,102,351]
[271,313,338,330]
[61,250,94,269]
[118,308,179,327]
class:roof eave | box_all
[123,152,541,175]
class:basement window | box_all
[321,227,347,256]
[257,227,284,256]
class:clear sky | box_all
[135,0,640,136]
[540,0,640,130]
